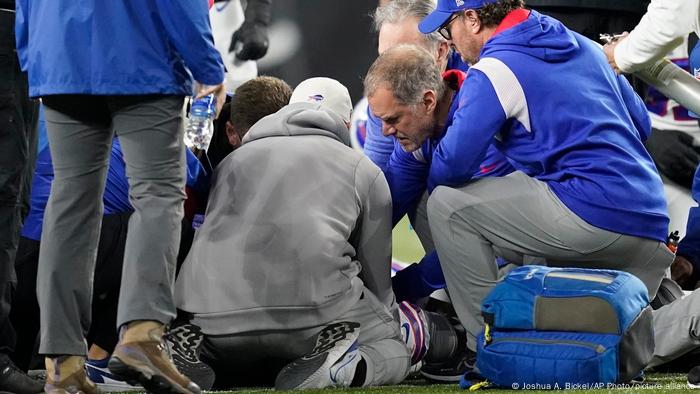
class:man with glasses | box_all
[414,0,673,370]
[437,12,461,40]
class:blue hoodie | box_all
[429,9,668,242]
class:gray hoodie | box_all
[175,103,394,335]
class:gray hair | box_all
[364,44,445,106]
[372,0,444,52]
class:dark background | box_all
[258,0,379,103]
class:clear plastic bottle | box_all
[184,94,216,150]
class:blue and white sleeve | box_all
[429,65,508,190]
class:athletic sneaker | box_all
[275,321,361,390]
[629,371,645,385]
[0,356,43,394]
[420,315,474,383]
[86,358,142,392]
[421,347,476,382]
[163,323,215,390]
[688,365,700,388]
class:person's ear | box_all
[436,41,450,68]
[464,10,481,33]
[422,90,438,114]
[226,121,241,149]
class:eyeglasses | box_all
[438,12,462,40]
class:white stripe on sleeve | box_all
[470,57,531,132]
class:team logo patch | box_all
[308,94,324,102]
[456,0,464,6]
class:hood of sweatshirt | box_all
[242,102,351,147]
[481,9,579,64]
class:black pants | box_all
[0,9,39,356]
[11,212,195,369]
[11,212,131,370]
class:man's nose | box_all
[382,122,395,137]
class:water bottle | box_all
[185,94,216,150]
[600,33,700,116]
[634,58,700,117]
[667,230,680,254]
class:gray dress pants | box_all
[39,95,186,355]
[427,171,674,349]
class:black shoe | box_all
[420,315,475,383]
[629,371,645,385]
[163,323,215,390]
[0,357,44,394]
[420,347,476,382]
[688,365,700,388]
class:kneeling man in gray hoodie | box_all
[173,77,411,390]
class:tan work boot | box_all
[44,356,101,394]
[108,321,200,394]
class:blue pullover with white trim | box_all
[430,9,668,243]
[393,10,670,303]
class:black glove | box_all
[230,21,268,61]
[645,128,700,188]
[229,0,272,61]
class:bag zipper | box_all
[489,337,606,354]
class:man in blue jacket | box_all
[15,1,225,392]
[415,0,673,353]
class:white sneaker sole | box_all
[275,321,360,390]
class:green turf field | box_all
[392,216,425,264]
[111,373,694,393]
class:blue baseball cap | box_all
[419,0,500,34]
